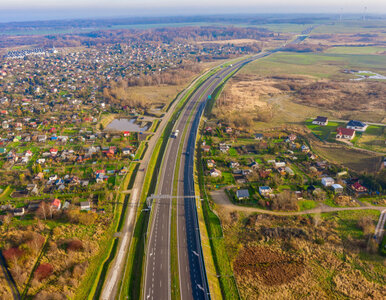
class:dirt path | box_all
[210,188,386,216]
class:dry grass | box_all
[0,267,12,299]
[197,39,260,45]
[125,84,186,110]
[310,141,383,173]
[220,211,385,300]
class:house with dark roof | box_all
[236,189,250,200]
[346,120,368,132]
[254,133,264,140]
[336,127,355,140]
[312,116,328,126]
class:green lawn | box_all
[321,210,380,240]
[298,200,317,211]
[222,172,235,185]
[228,148,238,156]
[354,125,386,153]
[305,119,344,141]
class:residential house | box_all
[26,184,39,195]
[37,135,47,142]
[205,127,213,133]
[254,133,264,140]
[312,116,328,126]
[259,186,273,197]
[351,182,368,193]
[207,159,215,168]
[219,143,229,153]
[229,161,240,169]
[234,174,247,184]
[321,177,334,187]
[210,168,222,177]
[202,145,211,153]
[236,189,250,200]
[250,161,259,170]
[301,145,310,153]
[80,201,91,211]
[346,120,368,132]
[286,134,297,142]
[285,167,295,176]
[277,167,286,175]
[336,127,355,140]
[274,161,286,168]
[13,208,25,216]
[37,158,46,164]
[35,172,44,181]
[122,148,131,155]
[332,184,344,193]
[51,198,61,210]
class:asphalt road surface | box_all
[144,32,313,300]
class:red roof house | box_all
[336,127,355,140]
[351,182,368,193]
[51,198,61,210]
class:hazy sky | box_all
[1,0,385,22]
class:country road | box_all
[374,209,386,242]
[211,189,386,216]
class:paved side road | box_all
[374,209,386,242]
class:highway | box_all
[144,31,313,300]
[100,67,215,300]
[144,65,234,300]
[144,55,269,300]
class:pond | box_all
[105,118,148,132]
[350,70,386,81]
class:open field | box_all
[325,46,386,55]
[354,125,386,153]
[197,39,260,45]
[217,208,385,300]
[312,20,386,34]
[310,141,383,173]
[240,51,386,78]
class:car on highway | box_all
[172,129,179,138]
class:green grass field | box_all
[321,210,380,240]
[298,200,317,211]
[240,51,386,79]
[354,125,386,153]
[312,20,386,34]
[305,119,344,141]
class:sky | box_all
[1,0,385,22]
